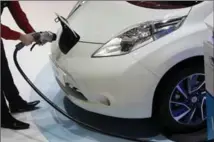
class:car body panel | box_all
[67,1,191,43]
[131,22,210,78]
[131,1,212,79]
[50,42,159,118]
[50,1,213,118]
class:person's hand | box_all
[19,33,35,46]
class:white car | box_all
[50,1,213,134]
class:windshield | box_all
[127,1,203,9]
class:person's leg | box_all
[1,90,30,130]
[1,41,26,103]
[1,90,12,122]
[1,40,40,113]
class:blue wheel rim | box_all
[169,73,207,126]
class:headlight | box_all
[92,16,186,57]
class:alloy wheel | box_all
[169,73,207,126]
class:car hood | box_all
[66,1,191,44]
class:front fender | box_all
[131,22,209,79]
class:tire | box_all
[154,63,207,134]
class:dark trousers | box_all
[1,40,25,120]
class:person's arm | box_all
[1,24,21,40]
[1,24,35,45]
[8,1,35,34]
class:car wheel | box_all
[155,63,207,134]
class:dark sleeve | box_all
[8,1,35,34]
[1,24,21,40]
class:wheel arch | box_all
[151,55,204,117]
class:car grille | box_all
[56,78,88,101]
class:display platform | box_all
[29,62,207,142]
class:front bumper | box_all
[50,42,159,119]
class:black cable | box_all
[13,45,153,142]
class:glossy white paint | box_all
[67,1,191,43]
[50,1,213,118]
[51,42,159,118]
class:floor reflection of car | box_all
[50,1,213,134]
